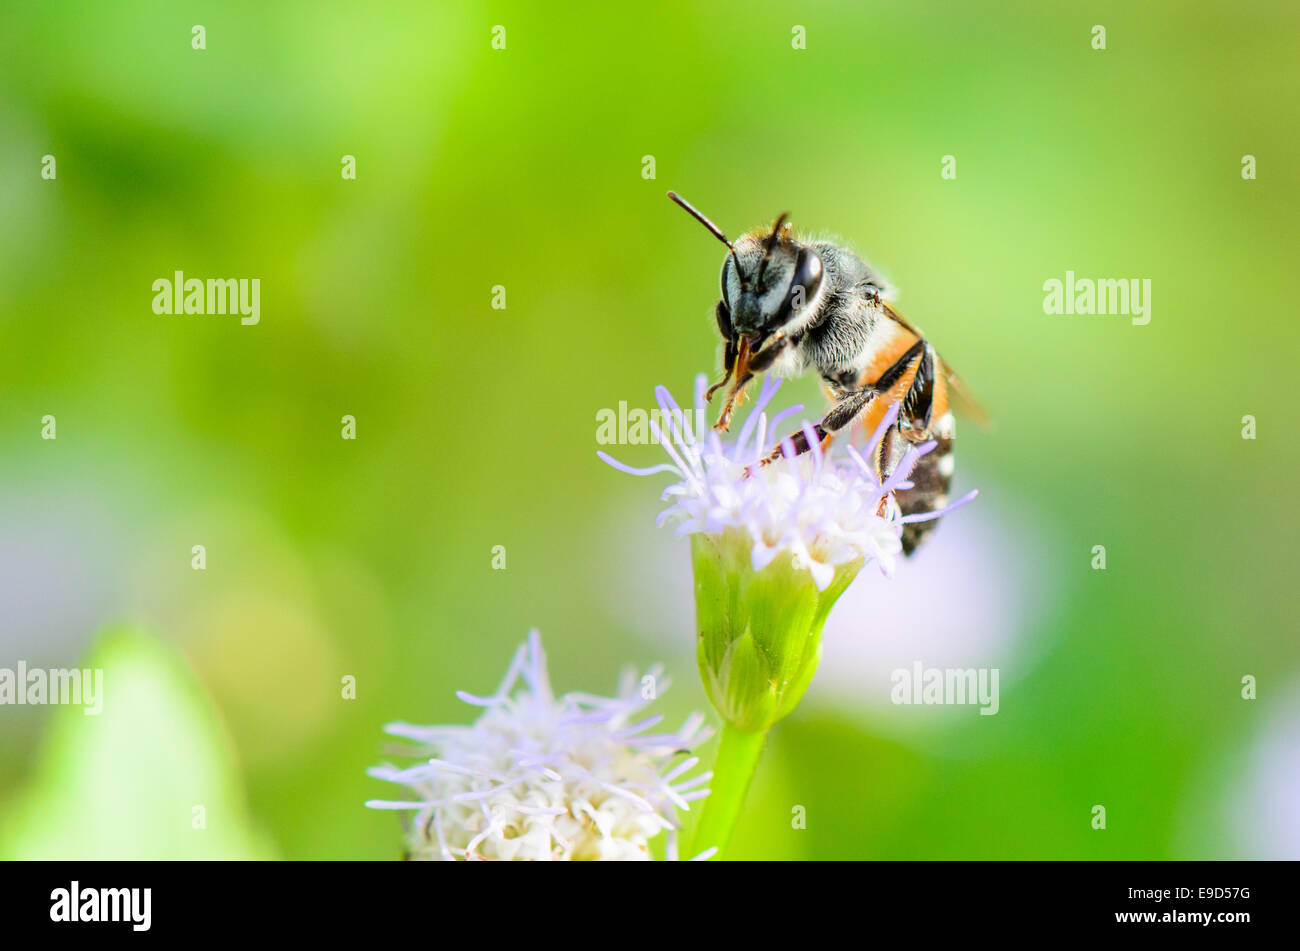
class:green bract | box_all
[692,529,863,732]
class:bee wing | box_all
[876,299,925,339]
[877,299,992,430]
[940,361,993,431]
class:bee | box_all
[667,191,988,554]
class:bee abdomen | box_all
[896,417,954,556]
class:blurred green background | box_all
[1,0,1297,859]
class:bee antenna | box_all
[755,211,789,284]
[667,191,744,277]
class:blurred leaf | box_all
[0,628,273,859]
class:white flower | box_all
[366,631,713,861]
[600,375,975,589]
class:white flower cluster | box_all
[367,631,712,860]
[600,375,958,588]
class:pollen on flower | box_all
[599,375,977,588]
[366,631,713,861]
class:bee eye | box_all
[720,255,742,304]
[792,249,823,300]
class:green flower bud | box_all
[691,530,862,732]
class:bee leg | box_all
[706,340,736,402]
[706,301,736,402]
[712,371,752,431]
[898,344,935,439]
[747,386,872,473]
[714,332,791,432]
[873,426,900,516]
[748,339,925,472]
[753,421,831,469]
[872,339,927,395]
[745,332,789,374]
[893,344,952,555]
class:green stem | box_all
[690,722,767,859]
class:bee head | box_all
[666,192,823,345]
[721,217,824,340]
